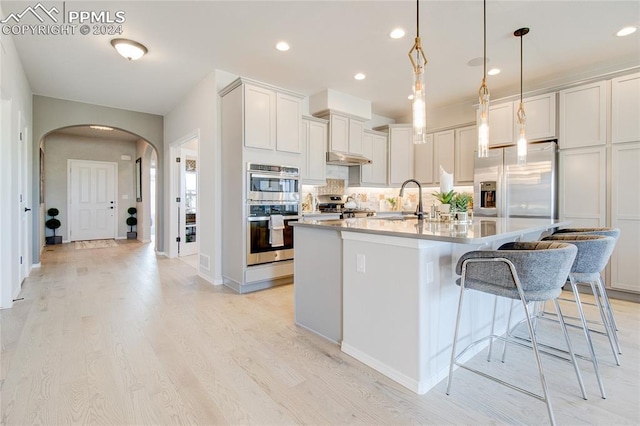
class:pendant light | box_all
[514,27,529,164]
[408,0,427,144]
[477,0,490,158]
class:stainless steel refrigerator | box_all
[473,140,558,219]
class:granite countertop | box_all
[292,216,570,244]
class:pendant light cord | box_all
[416,0,420,38]
[520,33,523,103]
[483,0,486,79]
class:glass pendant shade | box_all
[516,102,527,164]
[477,80,490,158]
[412,64,427,144]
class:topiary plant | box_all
[45,208,62,244]
[126,207,137,233]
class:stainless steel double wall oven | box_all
[246,164,299,266]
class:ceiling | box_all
[2,1,639,122]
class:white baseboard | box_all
[32,262,41,268]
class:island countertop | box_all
[292,216,570,244]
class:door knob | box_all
[110,206,114,209]
[24,207,31,212]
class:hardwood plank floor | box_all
[1,240,639,425]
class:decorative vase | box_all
[438,203,450,214]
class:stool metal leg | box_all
[596,276,621,353]
[553,299,588,400]
[487,295,498,361]
[569,276,607,399]
[446,267,468,396]
[589,280,620,365]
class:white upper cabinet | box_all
[433,130,455,184]
[454,125,476,184]
[414,133,434,184]
[350,130,388,186]
[522,93,557,141]
[487,101,514,147]
[222,79,303,153]
[611,73,640,144]
[300,117,327,185]
[317,111,366,155]
[376,124,414,186]
[483,93,556,147]
[244,84,276,150]
[276,92,303,153]
[559,81,607,149]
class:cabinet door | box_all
[348,119,364,155]
[523,93,557,141]
[611,73,640,144]
[360,132,374,184]
[610,142,640,292]
[300,120,310,180]
[371,134,388,185]
[488,102,514,146]
[558,147,606,227]
[330,114,349,153]
[276,93,302,153]
[307,120,327,182]
[388,126,414,186]
[559,82,607,149]
[414,133,434,184]
[454,125,476,184]
[434,130,455,184]
[244,84,276,150]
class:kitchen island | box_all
[292,216,569,394]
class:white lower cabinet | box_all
[610,142,640,293]
[559,147,606,228]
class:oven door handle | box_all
[249,173,300,180]
[247,215,299,222]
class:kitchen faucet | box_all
[399,179,424,219]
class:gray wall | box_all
[33,96,164,262]
[44,133,137,240]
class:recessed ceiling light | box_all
[390,28,405,39]
[90,125,113,131]
[110,38,148,61]
[488,68,501,76]
[617,26,637,37]
[275,41,290,51]
[408,94,414,100]
[354,73,366,80]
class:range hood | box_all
[326,151,372,166]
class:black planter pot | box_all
[127,231,137,240]
[46,236,63,245]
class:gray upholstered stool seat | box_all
[538,234,618,399]
[551,227,621,352]
[447,241,581,426]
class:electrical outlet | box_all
[356,254,366,273]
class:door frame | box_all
[168,129,199,259]
[67,159,118,242]
[18,111,31,284]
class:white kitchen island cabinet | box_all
[292,217,568,394]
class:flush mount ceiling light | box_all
[617,26,637,37]
[477,0,490,158]
[90,125,113,131]
[354,73,366,80]
[408,0,427,144]
[390,28,406,39]
[514,27,530,165]
[275,41,290,51]
[110,38,148,61]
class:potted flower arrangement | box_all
[432,190,456,214]
[451,192,473,222]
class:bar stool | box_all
[447,241,581,426]
[541,234,620,367]
[551,227,621,353]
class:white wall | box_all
[43,133,137,240]
[0,27,33,308]
[164,71,222,284]
[32,96,164,260]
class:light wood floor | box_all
[2,241,639,425]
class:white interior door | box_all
[19,113,30,284]
[179,150,198,257]
[69,160,117,241]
